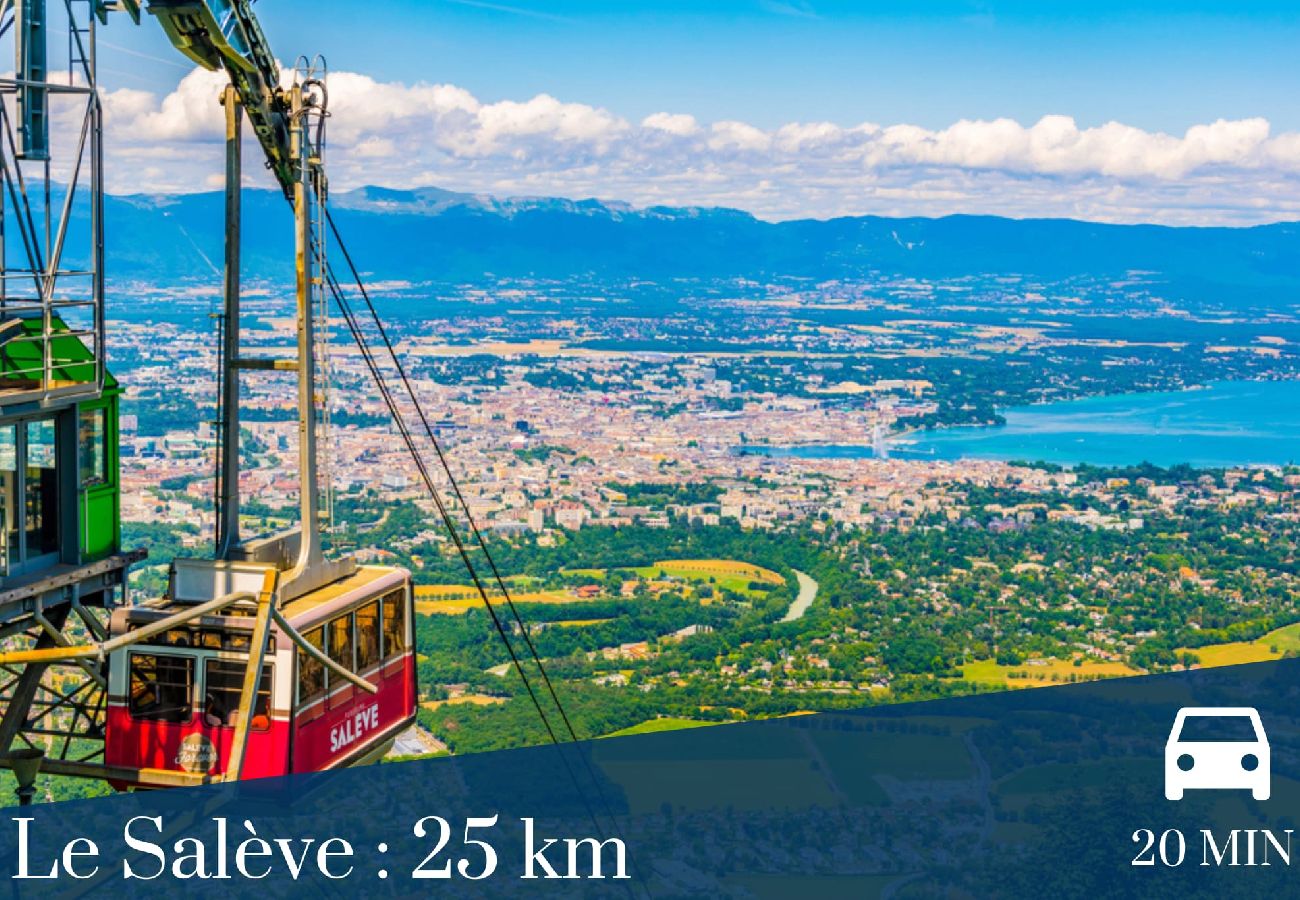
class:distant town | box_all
[108,271,1300,755]
[114,269,1300,551]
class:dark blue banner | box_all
[5,659,1300,897]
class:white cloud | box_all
[707,120,773,154]
[93,68,1300,224]
[106,67,230,143]
[642,112,699,137]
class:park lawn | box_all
[650,558,783,583]
[958,657,1140,688]
[603,717,718,738]
[563,558,784,597]
[1177,622,1300,668]
[415,557,780,612]
[634,559,784,596]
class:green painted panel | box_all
[0,316,117,389]
[81,488,117,559]
[77,394,120,562]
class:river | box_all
[781,570,819,623]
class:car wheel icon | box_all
[1165,707,1270,802]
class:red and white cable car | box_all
[104,563,415,786]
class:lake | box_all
[740,380,1300,468]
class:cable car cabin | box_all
[103,565,415,787]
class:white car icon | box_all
[1165,707,1269,801]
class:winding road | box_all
[780,569,819,622]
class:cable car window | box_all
[24,418,58,560]
[160,629,196,648]
[382,590,406,659]
[129,653,193,724]
[0,426,14,470]
[148,626,272,653]
[329,614,354,672]
[298,626,326,703]
[78,408,106,487]
[356,601,380,671]
[203,659,273,731]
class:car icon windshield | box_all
[1174,713,1264,743]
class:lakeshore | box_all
[738,380,1300,468]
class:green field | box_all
[958,657,1141,688]
[603,717,718,738]
[633,559,783,596]
[1178,622,1300,668]
[567,558,784,597]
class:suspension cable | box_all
[323,268,639,892]
[324,271,559,744]
[322,217,648,893]
[300,89,574,733]
[288,83,576,766]
[324,210,592,747]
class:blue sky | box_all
[83,1,1300,222]
[99,1,1300,132]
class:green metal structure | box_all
[0,0,142,778]
[0,316,123,573]
[0,313,137,772]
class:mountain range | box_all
[60,185,1300,306]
